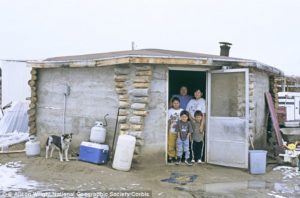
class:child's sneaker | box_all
[185,159,193,166]
[175,158,181,165]
[191,159,195,163]
[197,159,203,164]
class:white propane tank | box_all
[25,135,41,156]
[90,121,106,143]
[112,134,136,171]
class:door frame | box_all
[166,67,209,164]
[206,68,249,168]
[295,97,300,120]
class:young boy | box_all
[175,110,193,166]
[168,97,183,163]
[191,110,205,163]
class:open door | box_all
[207,69,249,168]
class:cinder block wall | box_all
[35,67,118,148]
[33,64,167,162]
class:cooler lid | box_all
[80,141,109,150]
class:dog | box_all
[45,134,72,162]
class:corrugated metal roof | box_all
[44,48,251,62]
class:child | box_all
[186,89,206,121]
[175,110,193,166]
[191,110,205,163]
[168,97,183,163]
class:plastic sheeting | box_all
[0,132,29,149]
[0,102,29,134]
[0,102,29,149]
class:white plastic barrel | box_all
[25,136,41,156]
[90,121,106,143]
[112,135,136,171]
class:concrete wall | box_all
[0,61,31,106]
[252,70,270,148]
[36,67,118,148]
[143,65,167,154]
[35,64,271,161]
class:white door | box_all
[295,97,300,120]
[207,69,249,168]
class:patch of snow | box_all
[131,183,140,186]
[267,193,287,198]
[0,161,40,192]
[273,166,300,179]
[274,183,294,194]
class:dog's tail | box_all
[46,137,49,145]
[46,137,50,146]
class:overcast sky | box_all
[1,0,300,76]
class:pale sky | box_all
[1,0,300,76]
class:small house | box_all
[28,44,283,168]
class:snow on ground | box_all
[0,161,40,192]
[273,166,300,179]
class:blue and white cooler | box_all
[79,141,109,164]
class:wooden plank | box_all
[265,92,283,146]
[276,106,286,126]
[0,150,25,154]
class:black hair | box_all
[194,110,203,117]
[180,110,189,117]
[194,88,202,93]
[171,97,180,103]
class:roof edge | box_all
[28,55,283,75]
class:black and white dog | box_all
[45,134,72,162]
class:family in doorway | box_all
[168,86,206,166]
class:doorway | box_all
[167,69,207,163]
[168,70,206,102]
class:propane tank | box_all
[25,135,41,156]
[90,121,106,143]
[112,134,136,171]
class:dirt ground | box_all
[0,150,299,198]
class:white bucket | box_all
[249,150,267,174]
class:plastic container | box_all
[79,141,109,164]
[112,135,136,171]
[90,121,106,143]
[249,150,267,174]
[25,136,41,156]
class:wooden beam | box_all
[265,92,283,147]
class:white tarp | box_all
[0,132,29,149]
[0,102,29,148]
[0,102,29,134]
